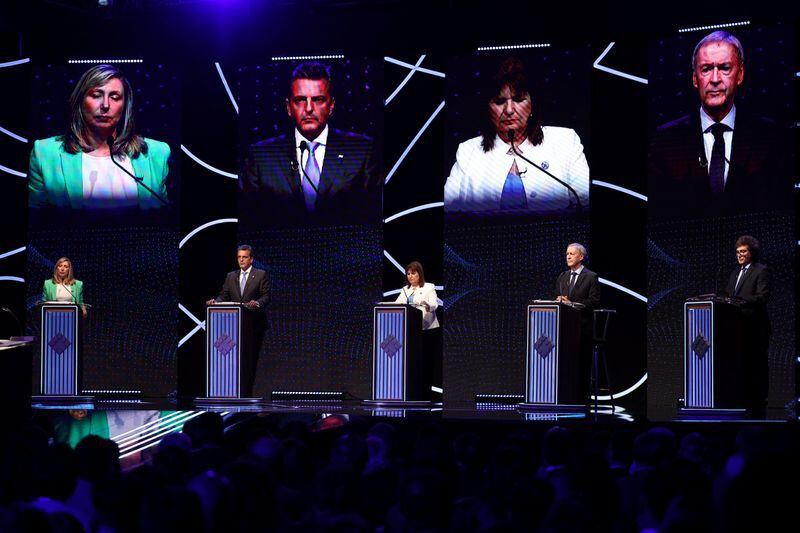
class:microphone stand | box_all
[106,137,169,206]
[507,129,583,213]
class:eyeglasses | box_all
[735,250,750,255]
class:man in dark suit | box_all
[242,61,381,226]
[206,244,269,396]
[648,31,790,218]
[555,243,600,401]
[724,235,771,417]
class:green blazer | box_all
[28,136,170,209]
[43,278,84,304]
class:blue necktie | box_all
[500,159,527,209]
[302,141,321,211]
[239,270,247,297]
[708,123,729,199]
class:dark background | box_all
[0,1,796,416]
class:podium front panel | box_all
[684,302,714,408]
[526,305,559,404]
[40,305,79,395]
[207,307,241,398]
[373,307,407,401]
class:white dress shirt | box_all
[294,125,329,177]
[700,105,736,185]
[81,152,138,208]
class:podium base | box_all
[32,395,94,407]
[363,399,434,407]
[517,402,586,413]
[195,397,262,407]
[677,407,747,420]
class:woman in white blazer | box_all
[394,261,442,400]
[394,261,439,330]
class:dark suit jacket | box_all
[648,110,791,218]
[724,262,771,333]
[216,268,270,312]
[555,267,601,310]
[242,128,381,226]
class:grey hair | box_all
[692,31,745,70]
[568,243,587,261]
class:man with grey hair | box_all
[648,30,790,217]
[555,242,600,401]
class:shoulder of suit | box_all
[655,114,692,134]
[250,134,292,151]
[541,126,581,143]
[34,136,65,153]
[423,282,435,289]
[330,127,372,143]
[142,137,170,158]
[582,268,598,278]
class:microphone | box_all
[106,137,168,206]
[507,129,583,212]
[298,140,319,193]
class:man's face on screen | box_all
[692,42,743,118]
[237,250,254,270]
[82,77,125,135]
[489,85,532,143]
[286,78,335,141]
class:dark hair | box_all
[62,64,146,157]
[237,244,253,257]
[405,261,426,288]
[288,61,333,96]
[481,57,543,152]
[735,235,760,261]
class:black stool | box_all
[590,308,616,416]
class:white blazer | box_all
[444,127,590,214]
[394,282,440,330]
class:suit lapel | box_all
[317,131,337,198]
[60,150,83,209]
[131,154,151,208]
[726,113,753,195]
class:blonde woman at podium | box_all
[394,261,439,330]
[42,257,87,318]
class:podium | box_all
[199,303,260,404]
[367,304,427,405]
[35,302,92,403]
[518,302,583,410]
[682,297,745,413]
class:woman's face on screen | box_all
[82,77,125,135]
[489,84,532,141]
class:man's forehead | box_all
[290,78,330,96]
[696,42,739,63]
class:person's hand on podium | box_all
[245,300,260,309]
[420,301,431,311]
[81,306,88,319]
[556,295,570,304]
[205,299,217,306]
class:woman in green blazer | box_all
[43,257,87,318]
[28,64,169,210]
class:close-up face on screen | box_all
[25,62,180,396]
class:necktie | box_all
[708,122,729,198]
[500,159,527,210]
[302,141,321,211]
[734,265,747,295]
[568,272,578,297]
[240,270,248,297]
